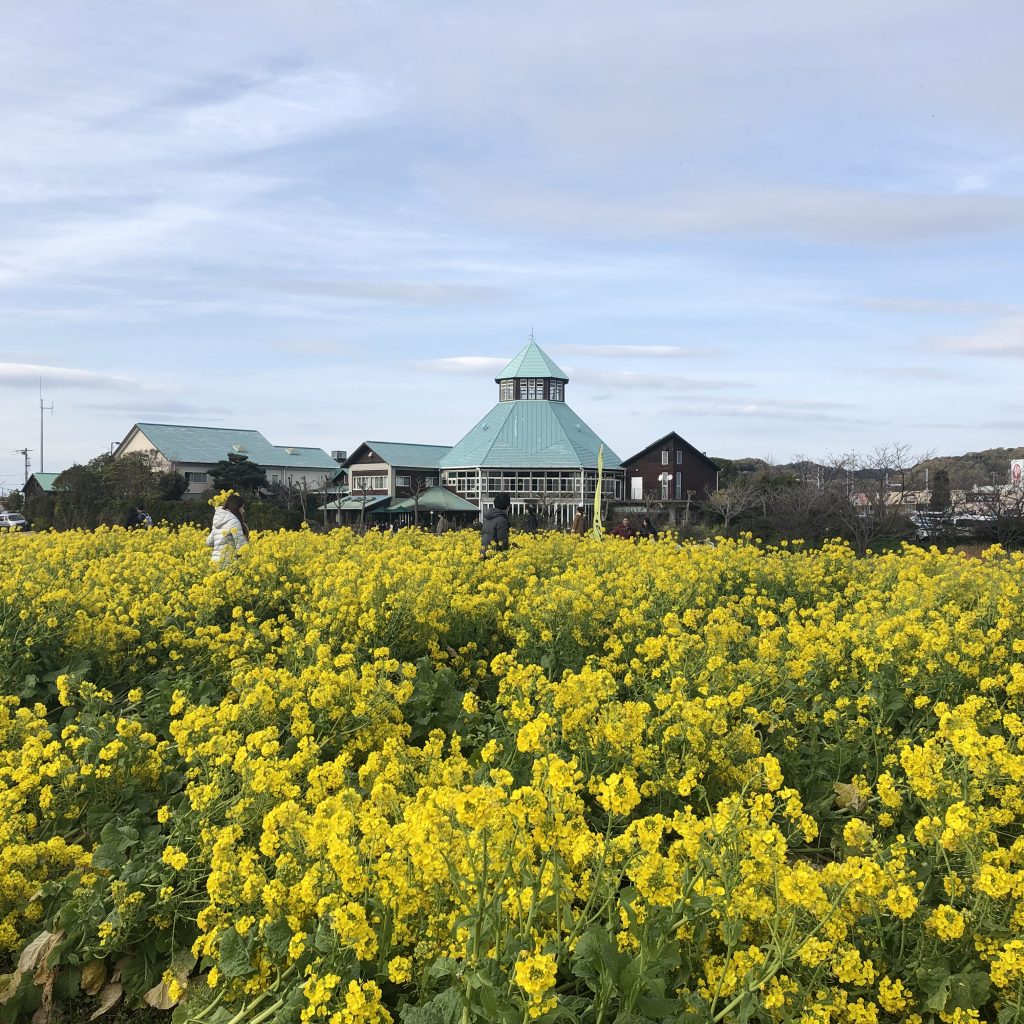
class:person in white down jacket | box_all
[206,493,249,562]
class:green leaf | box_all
[639,994,684,1020]
[426,958,459,983]
[312,918,335,954]
[917,956,952,1012]
[398,985,464,1024]
[262,917,293,960]
[947,969,991,1012]
[217,929,252,980]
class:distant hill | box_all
[915,448,1024,488]
[713,447,1024,489]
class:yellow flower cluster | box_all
[1,526,1024,1022]
[209,488,238,508]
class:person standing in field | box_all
[207,493,249,563]
[637,515,657,538]
[610,516,634,539]
[435,513,450,536]
[571,505,587,535]
[480,492,511,559]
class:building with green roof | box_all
[337,441,455,527]
[439,339,623,524]
[115,423,341,498]
[22,472,60,499]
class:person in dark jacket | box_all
[124,503,151,529]
[637,516,657,538]
[480,492,511,558]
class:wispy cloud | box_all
[570,368,745,392]
[414,356,509,374]
[678,396,867,426]
[551,344,722,358]
[842,364,964,382]
[267,280,510,304]
[848,297,1023,317]
[0,362,141,390]
[934,316,1024,357]
[0,201,219,286]
[265,338,352,358]
[79,399,210,416]
[437,180,1024,244]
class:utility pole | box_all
[39,379,53,473]
[14,448,32,485]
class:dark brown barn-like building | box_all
[621,432,719,502]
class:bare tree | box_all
[704,474,764,531]
[410,476,432,528]
[823,444,925,554]
[355,477,375,534]
[967,486,1024,549]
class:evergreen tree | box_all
[929,468,951,511]
[208,453,268,496]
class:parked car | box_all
[0,510,29,531]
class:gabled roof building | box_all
[439,340,623,523]
[620,431,720,502]
[114,423,340,497]
[22,472,60,499]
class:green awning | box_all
[319,496,391,512]
[386,486,480,513]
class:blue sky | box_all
[2,0,1023,490]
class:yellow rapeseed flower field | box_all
[1,525,1023,1024]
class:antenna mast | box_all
[39,379,53,473]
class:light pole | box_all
[14,448,32,485]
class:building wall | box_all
[443,467,624,505]
[118,430,171,471]
[349,461,394,497]
[623,441,717,501]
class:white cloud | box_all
[415,357,509,374]
[570,368,744,392]
[935,316,1024,357]
[850,297,1023,317]
[552,344,721,358]
[675,396,867,426]
[267,281,510,304]
[437,182,1024,244]
[0,362,141,390]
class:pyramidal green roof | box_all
[496,340,568,381]
[440,401,621,470]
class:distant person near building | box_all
[435,513,450,536]
[124,504,151,529]
[480,493,511,559]
[637,516,656,538]
[571,505,587,535]
[610,516,634,539]
[525,506,539,533]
